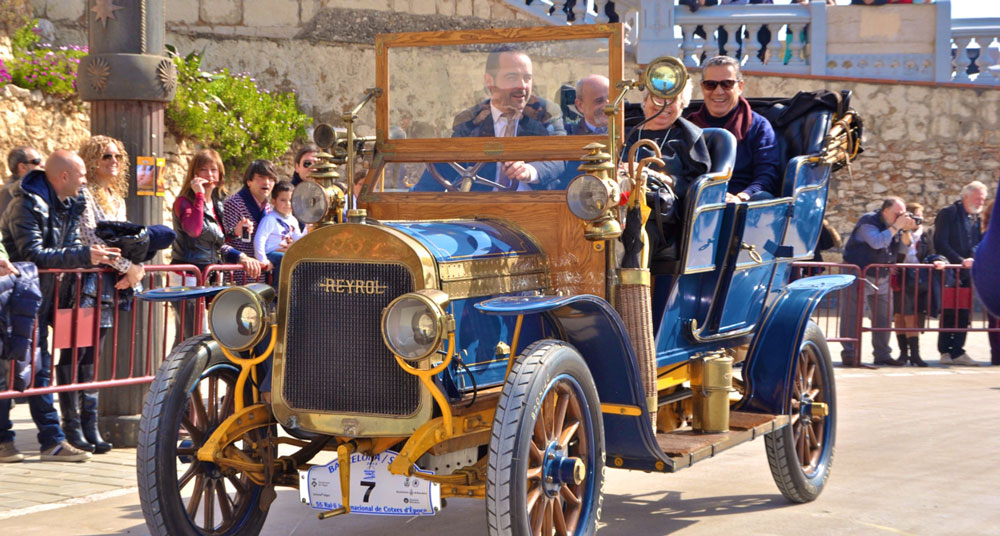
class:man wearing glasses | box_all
[1,146,44,217]
[687,56,779,204]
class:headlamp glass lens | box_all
[567,174,610,221]
[384,296,440,361]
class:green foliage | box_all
[166,48,312,178]
[6,19,87,99]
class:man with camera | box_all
[840,197,916,367]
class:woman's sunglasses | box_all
[102,153,124,161]
[701,79,740,91]
[302,160,314,168]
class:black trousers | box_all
[938,308,970,357]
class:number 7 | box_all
[361,481,376,502]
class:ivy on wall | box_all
[165,47,312,178]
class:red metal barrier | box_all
[202,263,272,287]
[1,264,203,400]
[863,263,1000,332]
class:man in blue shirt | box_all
[687,56,779,203]
[839,197,916,367]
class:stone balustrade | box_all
[501,0,1000,87]
[952,17,1000,84]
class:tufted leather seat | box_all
[755,103,832,197]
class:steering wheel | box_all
[424,162,512,192]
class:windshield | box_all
[373,26,622,193]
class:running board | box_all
[656,412,790,472]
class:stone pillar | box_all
[76,0,175,447]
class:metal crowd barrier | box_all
[1,264,202,400]
[5,260,995,400]
[862,262,1000,334]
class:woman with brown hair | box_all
[170,149,264,341]
[59,135,143,454]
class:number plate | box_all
[299,450,441,516]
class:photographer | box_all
[839,197,912,367]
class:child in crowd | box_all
[253,181,302,285]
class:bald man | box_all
[0,149,117,463]
[567,74,610,136]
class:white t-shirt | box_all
[253,211,303,261]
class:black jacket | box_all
[0,262,43,391]
[934,200,982,287]
[170,193,228,268]
[0,170,91,315]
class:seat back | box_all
[677,128,736,274]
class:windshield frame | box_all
[374,24,625,164]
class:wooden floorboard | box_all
[655,412,780,458]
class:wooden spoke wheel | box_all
[138,335,269,536]
[487,340,604,536]
[765,322,837,503]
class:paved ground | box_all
[2,331,998,535]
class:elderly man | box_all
[0,150,118,463]
[568,74,610,136]
[1,146,44,217]
[934,181,987,366]
[415,46,565,191]
[687,56,780,203]
[839,197,916,367]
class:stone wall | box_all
[0,84,91,175]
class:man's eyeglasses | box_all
[302,160,314,168]
[645,95,676,107]
[102,153,123,161]
[26,158,42,165]
[701,79,740,91]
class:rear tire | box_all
[764,322,837,503]
[486,340,605,536]
[137,335,269,536]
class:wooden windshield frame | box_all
[374,24,624,163]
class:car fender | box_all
[476,294,667,465]
[738,274,855,416]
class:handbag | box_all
[96,220,150,264]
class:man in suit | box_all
[414,46,565,192]
[934,180,987,366]
[567,74,609,136]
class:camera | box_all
[906,212,923,226]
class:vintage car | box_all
[136,24,862,536]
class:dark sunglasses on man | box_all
[26,158,42,165]
[701,79,740,91]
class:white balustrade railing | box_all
[952,18,1000,84]
[501,0,1000,87]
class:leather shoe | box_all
[873,357,904,367]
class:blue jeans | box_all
[0,326,65,448]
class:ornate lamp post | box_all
[76,0,175,446]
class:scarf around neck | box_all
[687,96,754,142]
[237,185,267,224]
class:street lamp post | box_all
[76,0,175,447]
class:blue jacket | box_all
[0,262,43,391]
[729,112,779,197]
[843,210,904,271]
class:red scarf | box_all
[687,96,754,142]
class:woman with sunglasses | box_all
[687,56,780,204]
[290,144,319,231]
[55,135,142,455]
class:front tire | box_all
[764,322,837,503]
[487,340,605,536]
[137,335,269,536]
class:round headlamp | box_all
[381,289,452,362]
[567,173,617,221]
[208,283,275,352]
[291,180,344,224]
[643,56,688,101]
